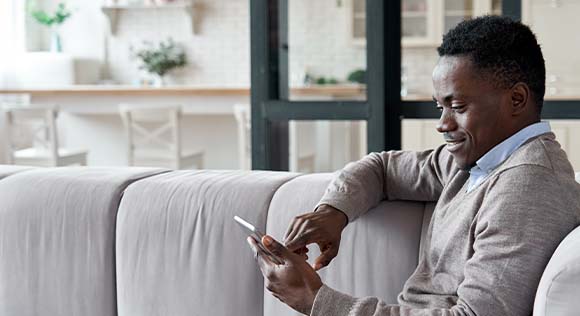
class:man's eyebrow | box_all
[432,94,455,103]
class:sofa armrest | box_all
[534,226,580,316]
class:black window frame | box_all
[250,0,400,170]
[250,0,580,171]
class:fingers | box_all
[284,216,301,241]
[283,215,305,246]
[246,236,276,271]
[284,213,330,251]
[262,235,291,260]
[285,228,317,252]
[294,246,309,255]
[313,243,339,271]
[285,215,317,250]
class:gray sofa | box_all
[0,166,578,316]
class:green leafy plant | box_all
[132,38,187,77]
[347,69,366,84]
[30,2,72,27]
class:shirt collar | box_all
[472,121,551,174]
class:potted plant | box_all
[131,38,187,87]
[29,2,72,53]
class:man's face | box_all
[432,56,513,170]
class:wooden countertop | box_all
[2,85,577,101]
[0,84,423,100]
[0,85,366,97]
[0,85,251,96]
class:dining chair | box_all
[119,104,204,169]
[3,104,88,167]
[233,103,315,172]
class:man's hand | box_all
[247,235,323,315]
[284,204,348,271]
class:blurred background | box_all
[0,0,578,171]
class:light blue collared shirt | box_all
[467,121,552,192]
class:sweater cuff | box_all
[315,195,358,223]
[310,284,358,316]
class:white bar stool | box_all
[119,104,204,170]
[233,103,315,172]
[3,104,88,167]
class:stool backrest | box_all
[119,104,182,165]
[233,104,251,170]
[0,94,31,106]
[2,104,59,164]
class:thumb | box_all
[262,235,291,258]
[313,244,339,271]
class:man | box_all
[247,15,580,315]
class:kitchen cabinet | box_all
[407,0,501,46]
[523,0,580,98]
[402,0,437,46]
[351,0,501,47]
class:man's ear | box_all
[510,82,530,116]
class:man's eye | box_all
[451,105,466,112]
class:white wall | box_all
[32,0,438,94]
[402,47,438,96]
[37,0,251,86]
[288,0,366,86]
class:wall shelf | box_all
[101,2,195,35]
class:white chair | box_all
[3,104,88,167]
[0,94,31,105]
[234,104,252,170]
[119,104,204,170]
[233,103,315,172]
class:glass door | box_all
[250,0,401,171]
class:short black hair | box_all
[437,15,545,112]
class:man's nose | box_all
[436,110,458,133]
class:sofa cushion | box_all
[0,164,35,179]
[534,226,580,316]
[533,171,580,315]
[115,170,298,316]
[264,173,426,316]
[0,167,166,316]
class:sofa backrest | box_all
[0,166,166,316]
[1,167,577,316]
[264,173,432,316]
[114,170,298,316]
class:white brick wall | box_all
[107,0,250,85]
[403,47,439,96]
[34,0,437,94]
[288,0,366,86]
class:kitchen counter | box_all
[0,85,366,97]
[2,85,578,101]
[0,86,251,96]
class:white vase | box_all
[50,30,62,53]
[152,74,166,87]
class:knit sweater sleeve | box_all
[311,165,580,316]
[311,285,472,316]
[317,145,455,222]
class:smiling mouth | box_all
[445,139,465,150]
